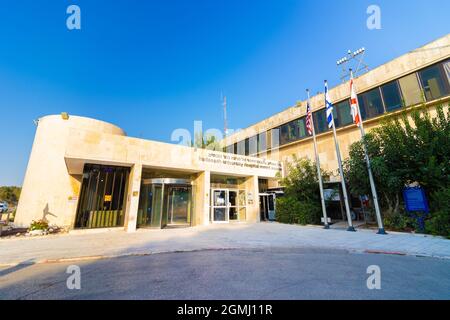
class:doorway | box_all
[259,193,276,221]
[137,178,192,229]
[211,189,246,223]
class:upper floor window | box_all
[381,80,403,112]
[313,109,328,134]
[418,63,450,101]
[237,140,246,155]
[248,135,258,155]
[444,60,450,83]
[258,132,267,153]
[280,118,306,145]
[270,128,280,149]
[398,73,423,107]
[358,88,385,120]
[334,100,352,127]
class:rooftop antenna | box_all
[336,47,369,82]
[222,93,228,137]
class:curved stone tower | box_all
[15,114,125,228]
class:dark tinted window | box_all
[358,88,385,120]
[418,64,450,101]
[335,100,352,127]
[280,118,307,145]
[381,81,403,111]
[313,109,328,134]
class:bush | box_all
[29,219,49,231]
[277,156,328,226]
[425,188,450,239]
[276,196,321,225]
[383,212,417,232]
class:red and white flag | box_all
[350,78,361,127]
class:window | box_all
[248,135,258,155]
[313,109,328,134]
[381,80,403,112]
[335,100,353,127]
[398,73,423,106]
[258,132,267,153]
[233,143,238,155]
[245,138,249,156]
[75,164,129,229]
[226,144,234,154]
[298,118,307,138]
[358,88,384,120]
[418,64,450,101]
[270,128,280,149]
[237,140,245,155]
[444,60,450,83]
[280,118,307,145]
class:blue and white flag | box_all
[325,81,334,129]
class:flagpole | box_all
[325,80,356,232]
[307,89,330,229]
[350,70,386,235]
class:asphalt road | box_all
[1,248,449,300]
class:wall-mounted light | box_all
[61,112,69,120]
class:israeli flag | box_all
[325,81,334,129]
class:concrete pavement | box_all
[1,222,449,267]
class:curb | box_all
[1,245,449,268]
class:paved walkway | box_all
[1,222,449,266]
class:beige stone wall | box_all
[15,114,282,230]
[15,115,126,228]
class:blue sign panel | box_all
[403,187,429,213]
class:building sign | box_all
[403,186,429,232]
[199,151,282,171]
[403,186,429,213]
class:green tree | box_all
[0,186,22,204]
[276,156,329,225]
[344,105,450,234]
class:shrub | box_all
[29,219,49,231]
[425,187,450,239]
[276,196,321,225]
[277,156,328,226]
[383,212,416,232]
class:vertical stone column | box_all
[193,170,211,226]
[245,175,260,223]
[124,163,143,232]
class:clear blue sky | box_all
[1,0,449,186]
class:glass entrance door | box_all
[211,189,245,223]
[137,179,192,229]
[212,189,228,223]
[167,186,191,226]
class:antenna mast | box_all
[223,95,228,137]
